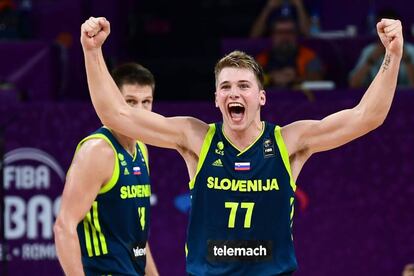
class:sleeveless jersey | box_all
[75,127,151,276]
[186,122,297,275]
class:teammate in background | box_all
[81,16,402,275]
[54,63,159,276]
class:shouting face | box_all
[215,67,266,132]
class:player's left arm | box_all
[283,19,403,156]
[145,243,159,276]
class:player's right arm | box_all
[80,17,208,153]
[54,139,114,276]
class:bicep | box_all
[109,107,206,151]
[285,107,373,155]
[57,140,114,226]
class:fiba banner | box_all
[2,148,63,261]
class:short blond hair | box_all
[214,51,264,89]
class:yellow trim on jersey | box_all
[274,126,297,192]
[83,202,109,257]
[188,124,216,190]
[92,202,108,254]
[221,122,265,157]
[83,219,93,257]
[75,133,120,195]
[137,141,150,174]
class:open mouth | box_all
[227,102,245,122]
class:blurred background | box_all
[0,0,413,275]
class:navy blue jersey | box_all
[75,127,151,276]
[186,122,297,275]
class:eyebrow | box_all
[219,80,251,86]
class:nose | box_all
[229,87,240,99]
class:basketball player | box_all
[80,16,403,275]
[54,63,159,276]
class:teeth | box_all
[228,103,244,108]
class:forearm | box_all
[357,51,401,125]
[84,48,126,126]
[145,243,159,276]
[55,225,85,276]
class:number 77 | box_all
[225,202,255,228]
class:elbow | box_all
[54,216,74,241]
[362,112,386,132]
[99,108,125,129]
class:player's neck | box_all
[111,130,136,157]
[222,120,263,151]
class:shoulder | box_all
[73,138,115,172]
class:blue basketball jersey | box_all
[75,127,151,276]
[186,122,297,275]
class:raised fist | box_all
[377,19,403,57]
[80,17,111,51]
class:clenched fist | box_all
[81,17,111,51]
[377,19,403,57]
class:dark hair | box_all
[112,63,155,94]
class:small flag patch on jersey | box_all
[235,162,250,171]
[212,159,223,167]
[133,166,141,175]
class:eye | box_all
[220,84,231,90]
[143,100,152,105]
[126,99,137,105]
[239,83,250,89]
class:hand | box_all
[376,19,403,57]
[80,17,111,51]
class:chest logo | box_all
[235,162,250,171]
[263,138,275,158]
[124,168,130,175]
[118,153,127,166]
[133,166,141,175]
[212,159,223,167]
[215,141,224,156]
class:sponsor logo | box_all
[215,141,224,156]
[133,166,141,175]
[212,159,223,167]
[207,240,272,262]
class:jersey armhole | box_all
[188,124,216,190]
[274,126,297,192]
[76,134,120,194]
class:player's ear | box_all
[259,90,266,106]
[215,91,219,108]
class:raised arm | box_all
[80,17,208,152]
[283,19,403,159]
[54,139,114,275]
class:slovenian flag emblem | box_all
[235,162,250,171]
[133,166,141,175]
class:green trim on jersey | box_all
[275,126,297,192]
[188,124,216,190]
[221,121,266,157]
[83,201,108,257]
[75,133,121,195]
